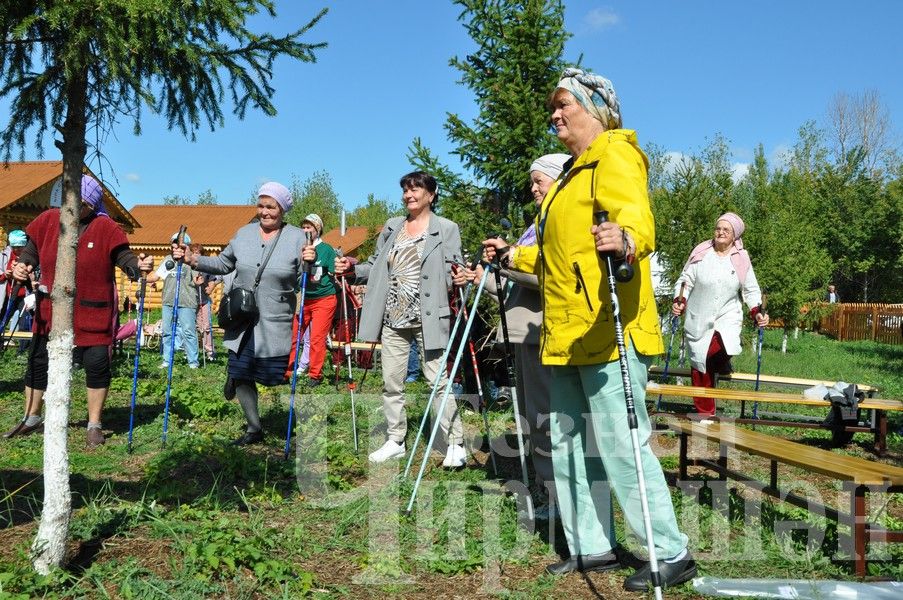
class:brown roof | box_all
[127,204,257,248]
[0,161,138,230]
[321,225,382,256]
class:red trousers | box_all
[288,294,337,380]
[689,331,731,416]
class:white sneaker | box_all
[442,444,467,468]
[368,440,406,463]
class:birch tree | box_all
[0,0,326,573]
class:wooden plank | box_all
[326,338,382,352]
[648,365,880,393]
[648,383,902,412]
[667,420,903,485]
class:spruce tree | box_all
[410,0,569,241]
[0,0,326,573]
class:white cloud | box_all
[125,173,140,182]
[769,144,791,171]
[662,151,692,177]
[731,162,750,183]
[583,8,620,31]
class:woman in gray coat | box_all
[178,182,306,446]
[335,172,466,467]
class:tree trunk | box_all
[794,326,799,339]
[781,329,788,354]
[31,76,87,575]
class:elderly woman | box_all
[672,212,769,415]
[482,69,694,590]
[464,153,570,516]
[177,182,306,446]
[335,172,466,467]
[5,175,154,447]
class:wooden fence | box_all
[819,303,903,344]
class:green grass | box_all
[0,330,901,598]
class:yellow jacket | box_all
[511,129,664,365]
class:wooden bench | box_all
[648,365,881,396]
[667,418,903,576]
[647,382,903,454]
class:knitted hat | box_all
[529,153,571,180]
[8,230,27,247]
[302,213,324,235]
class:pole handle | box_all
[593,211,633,282]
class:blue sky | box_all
[5,1,902,213]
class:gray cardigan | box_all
[354,214,462,351]
[483,267,543,346]
[196,223,305,358]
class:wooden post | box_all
[871,305,879,341]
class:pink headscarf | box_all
[683,212,752,284]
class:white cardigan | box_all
[675,249,762,373]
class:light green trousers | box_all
[550,346,688,558]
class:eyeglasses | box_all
[714,227,733,234]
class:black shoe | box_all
[623,554,697,591]
[224,376,236,400]
[307,377,322,388]
[545,550,623,575]
[3,420,43,439]
[231,430,264,446]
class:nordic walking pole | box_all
[127,271,148,453]
[2,277,36,353]
[285,232,313,459]
[0,281,23,351]
[4,283,42,438]
[405,263,491,515]
[490,241,533,520]
[161,225,187,449]
[457,284,497,476]
[657,282,686,411]
[751,294,767,420]
[595,210,664,600]
[402,244,483,478]
[197,284,205,367]
[207,295,215,360]
[338,210,359,451]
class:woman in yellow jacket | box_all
[483,68,694,591]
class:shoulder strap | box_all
[252,226,284,290]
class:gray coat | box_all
[354,214,462,351]
[196,223,304,358]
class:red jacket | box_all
[26,209,129,346]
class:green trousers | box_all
[549,346,688,558]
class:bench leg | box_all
[848,484,867,577]
[718,443,728,481]
[679,432,688,480]
[875,410,887,456]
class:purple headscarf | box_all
[81,175,108,216]
[258,181,293,213]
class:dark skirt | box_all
[227,328,289,387]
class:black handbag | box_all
[217,227,283,329]
[218,287,258,329]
